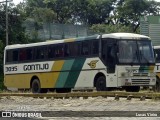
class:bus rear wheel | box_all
[31,79,48,93]
[96,76,107,91]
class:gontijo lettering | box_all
[23,63,49,71]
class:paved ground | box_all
[0,96,160,120]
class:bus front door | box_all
[102,39,118,87]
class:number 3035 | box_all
[5,66,17,72]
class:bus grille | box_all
[131,79,150,85]
[133,73,148,77]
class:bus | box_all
[153,46,160,92]
[4,33,156,93]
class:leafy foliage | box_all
[0,40,4,90]
[115,0,160,32]
[90,24,136,34]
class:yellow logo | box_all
[88,60,99,68]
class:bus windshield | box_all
[118,40,155,64]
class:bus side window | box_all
[13,50,18,62]
[65,43,80,57]
[35,46,47,60]
[55,44,64,57]
[6,50,12,63]
[26,48,33,61]
[77,42,81,56]
[6,50,18,63]
[64,44,70,57]
[19,49,26,61]
[102,42,107,62]
[71,43,79,56]
[48,45,55,59]
[81,41,90,55]
[91,40,99,55]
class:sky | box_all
[13,0,23,5]
[0,0,23,5]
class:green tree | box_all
[31,8,55,23]
[0,2,32,45]
[0,40,4,63]
[44,0,74,23]
[90,24,135,34]
[0,40,4,90]
[70,0,116,25]
[26,0,116,25]
[115,0,160,32]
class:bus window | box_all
[77,42,81,56]
[6,49,19,63]
[71,43,81,56]
[26,48,33,61]
[48,45,55,59]
[91,40,99,55]
[64,43,81,57]
[35,46,47,60]
[81,41,90,55]
[64,44,70,57]
[138,41,154,63]
[6,50,12,62]
[13,50,18,62]
[118,41,138,63]
[19,49,27,61]
[55,44,64,57]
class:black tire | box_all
[31,79,41,93]
[96,76,107,91]
[125,86,140,92]
[56,88,71,93]
[153,78,160,92]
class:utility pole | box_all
[0,0,12,46]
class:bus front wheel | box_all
[96,76,107,91]
[153,78,160,92]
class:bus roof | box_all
[154,46,160,49]
[5,34,99,49]
[5,33,150,49]
[102,33,150,39]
